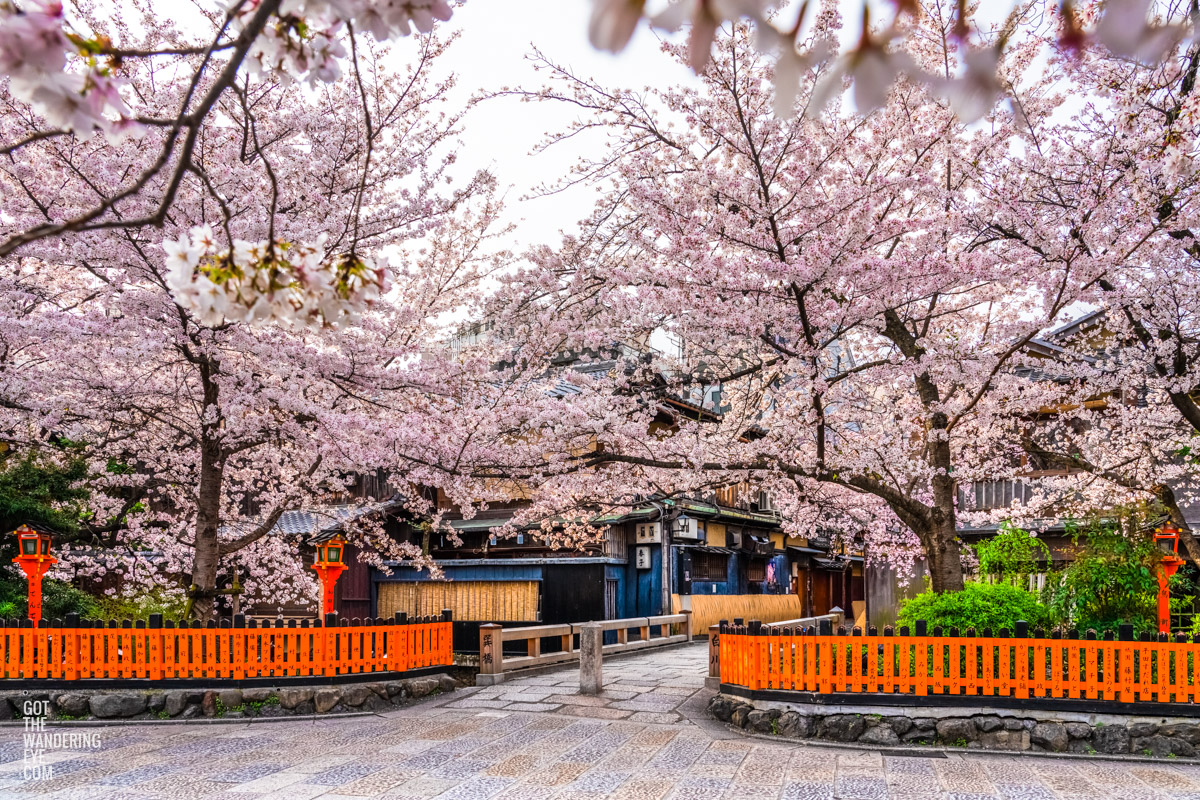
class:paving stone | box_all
[557,705,634,719]
[548,694,613,706]
[628,711,681,724]
[446,699,515,709]
[503,702,564,712]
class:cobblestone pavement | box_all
[5,643,1200,799]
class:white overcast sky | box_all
[430,0,700,252]
[425,0,1020,255]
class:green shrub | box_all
[92,588,187,623]
[0,567,100,621]
[973,521,1051,580]
[1042,521,1159,635]
[0,452,89,539]
[897,581,1052,632]
[41,579,101,620]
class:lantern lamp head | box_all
[1156,522,1182,556]
[12,525,52,560]
[317,535,346,567]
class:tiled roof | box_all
[307,499,405,543]
[265,506,362,538]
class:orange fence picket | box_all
[718,622,1200,706]
[0,613,453,681]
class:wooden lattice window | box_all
[692,552,729,581]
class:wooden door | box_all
[813,572,831,615]
[795,568,809,617]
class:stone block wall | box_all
[709,694,1200,757]
[0,674,457,722]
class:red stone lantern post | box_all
[11,525,56,626]
[311,534,347,617]
[1156,522,1185,635]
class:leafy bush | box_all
[897,581,1052,633]
[42,578,102,620]
[0,452,89,539]
[0,567,100,621]
[1042,521,1159,635]
[92,588,187,622]
[973,521,1051,579]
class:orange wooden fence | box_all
[0,614,453,681]
[719,623,1200,704]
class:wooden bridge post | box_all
[580,622,603,695]
[478,623,503,685]
[708,623,722,678]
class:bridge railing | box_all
[0,611,453,681]
[477,612,691,684]
[716,619,1200,708]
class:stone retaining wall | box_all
[0,674,457,722]
[709,694,1200,757]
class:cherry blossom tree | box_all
[0,0,457,325]
[953,2,1200,558]
[1,0,1192,322]
[460,2,1200,592]
[0,16,507,619]
[589,0,1197,123]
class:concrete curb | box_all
[726,723,1200,766]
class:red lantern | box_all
[311,534,348,617]
[11,525,56,626]
[1156,522,1186,635]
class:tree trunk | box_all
[878,308,966,593]
[190,439,224,622]
[923,519,966,592]
[926,410,965,592]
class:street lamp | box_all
[1156,522,1186,635]
[11,524,56,626]
[311,534,348,617]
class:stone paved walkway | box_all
[4,643,1200,799]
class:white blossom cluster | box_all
[163,225,389,328]
[236,0,452,84]
[0,0,141,138]
[590,0,1197,122]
